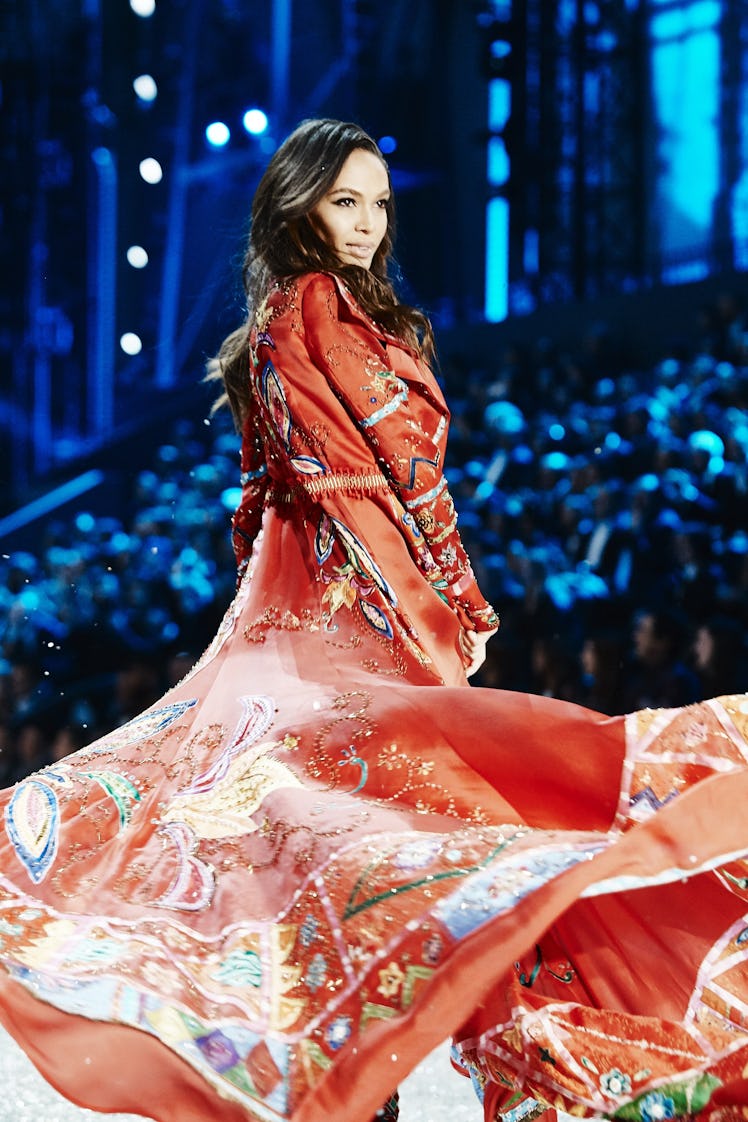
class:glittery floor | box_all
[0,1029,480,1122]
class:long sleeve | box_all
[231,407,269,584]
[301,275,499,632]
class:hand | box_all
[458,627,498,678]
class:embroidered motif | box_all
[79,699,198,753]
[5,780,61,884]
[151,821,216,911]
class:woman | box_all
[0,118,747,1122]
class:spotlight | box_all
[133,74,158,102]
[120,332,143,355]
[378,135,397,155]
[139,157,163,183]
[205,121,231,148]
[242,108,269,135]
[130,0,156,16]
[126,245,149,268]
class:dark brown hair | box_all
[211,118,434,425]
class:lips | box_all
[345,244,375,258]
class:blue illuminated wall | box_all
[483,0,747,319]
[483,6,512,323]
[649,0,723,282]
[485,75,511,322]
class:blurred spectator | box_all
[578,633,626,715]
[691,615,748,700]
[50,724,88,762]
[529,636,580,702]
[7,722,49,784]
[621,610,702,711]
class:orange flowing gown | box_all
[0,272,747,1122]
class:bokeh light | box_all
[139,157,163,183]
[126,245,149,269]
[130,0,156,16]
[242,109,269,135]
[133,74,158,102]
[205,121,231,148]
[120,332,143,355]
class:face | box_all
[310,148,390,269]
[693,625,714,669]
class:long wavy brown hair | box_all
[210,118,434,426]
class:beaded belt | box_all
[267,469,390,504]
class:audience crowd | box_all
[1,291,748,782]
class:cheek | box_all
[309,212,335,246]
[375,213,389,244]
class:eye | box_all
[376,198,390,208]
[333,197,355,207]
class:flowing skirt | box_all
[0,503,747,1122]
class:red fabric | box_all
[0,272,746,1122]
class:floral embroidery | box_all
[195,1030,240,1073]
[377,961,405,998]
[437,543,458,569]
[638,1091,676,1122]
[326,1016,353,1051]
[601,1069,632,1097]
[305,953,328,992]
[299,914,319,947]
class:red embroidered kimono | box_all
[0,271,747,1122]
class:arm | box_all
[302,275,499,633]
[231,408,269,584]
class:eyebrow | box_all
[328,186,390,198]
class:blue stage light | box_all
[120,332,142,355]
[206,121,231,148]
[139,157,163,183]
[133,74,158,103]
[378,135,397,155]
[126,245,149,269]
[242,109,269,135]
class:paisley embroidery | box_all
[5,780,60,884]
[359,598,394,640]
[82,771,141,828]
[330,517,397,606]
[315,514,334,563]
[181,695,275,796]
[81,699,198,753]
[151,821,216,911]
[337,745,368,793]
[262,360,292,450]
[290,454,326,475]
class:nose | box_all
[355,206,375,231]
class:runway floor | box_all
[1,1028,480,1122]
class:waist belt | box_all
[267,469,390,504]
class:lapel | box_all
[330,273,448,413]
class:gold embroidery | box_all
[244,606,320,643]
[267,469,389,504]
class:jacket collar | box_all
[329,274,448,411]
